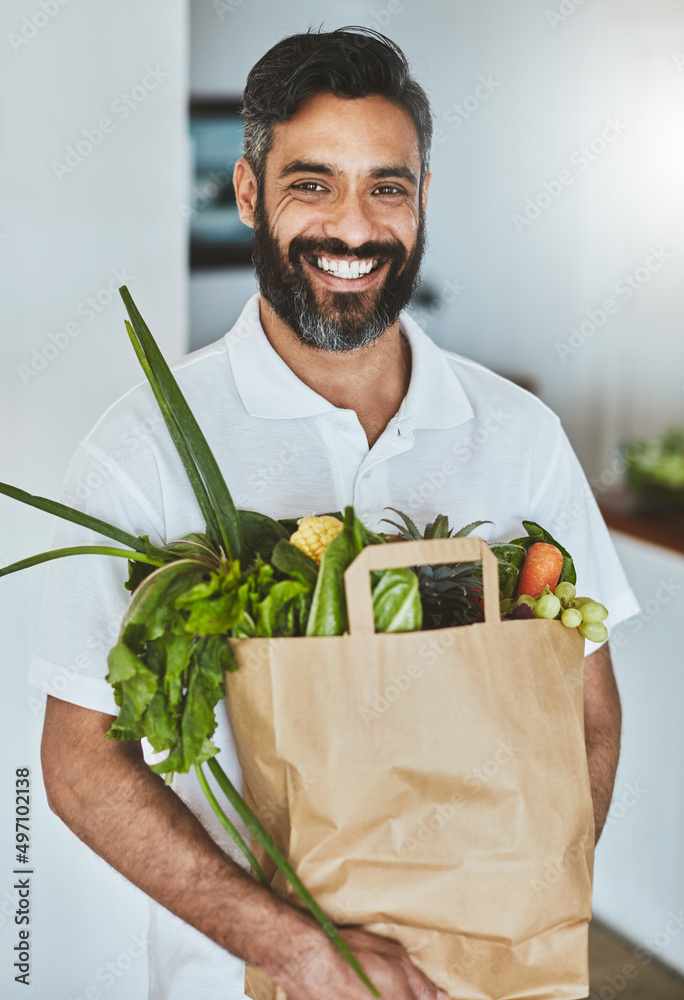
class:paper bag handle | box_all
[344,537,500,636]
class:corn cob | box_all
[289,515,344,564]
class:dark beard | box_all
[251,200,426,351]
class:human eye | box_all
[292,180,328,193]
[373,183,406,197]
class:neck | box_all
[258,297,412,448]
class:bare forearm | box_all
[41,696,321,981]
[583,644,621,843]
[40,697,461,1000]
[585,726,620,842]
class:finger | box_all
[339,927,447,999]
[396,953,445,1000]
[339,926,405,956]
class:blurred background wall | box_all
[2,1,684,997]
[0,2,188,998]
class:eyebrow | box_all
[279,160,417,186]
[370,165,417,185]
[280,160,335,177]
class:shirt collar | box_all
[225,295,336,418]
[396,309,474,430]
[224,293,474,429]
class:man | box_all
[32,27,638,1000]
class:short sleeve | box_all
[27,441,165,714]
[531,424,641,648]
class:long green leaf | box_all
[206,758,379,997]
[120,287,244,564]
[0,482,147,553]
[194,764,269,887]
[0,546,164,578]
[124,322,222,551]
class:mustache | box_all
[287,235,408,269]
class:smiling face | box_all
[236,91,430,351]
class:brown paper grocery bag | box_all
[224,538,594,1000]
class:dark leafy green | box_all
[371,567,422,633]
[107,544,316,774]
[271,538,319,588]
[239,510,290,561]
[489,543,528,600]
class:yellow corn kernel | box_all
[289,515,343,564]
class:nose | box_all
[320,187,376,250]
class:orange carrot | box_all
[517,542,564,598]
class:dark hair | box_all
[241,26,433,192]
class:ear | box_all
[233,157,258,229]
[421,169,432,215]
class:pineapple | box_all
[289,515,344,564]
[381,508,491,629]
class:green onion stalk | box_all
[0,287,378,998]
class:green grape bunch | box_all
[501,582,609,643]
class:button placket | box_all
[354,458,393,533]
[317,414,368,514]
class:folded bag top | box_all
[225,536,593,1000]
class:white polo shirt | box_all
[28,293,639,999]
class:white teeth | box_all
[315,257,377,279]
